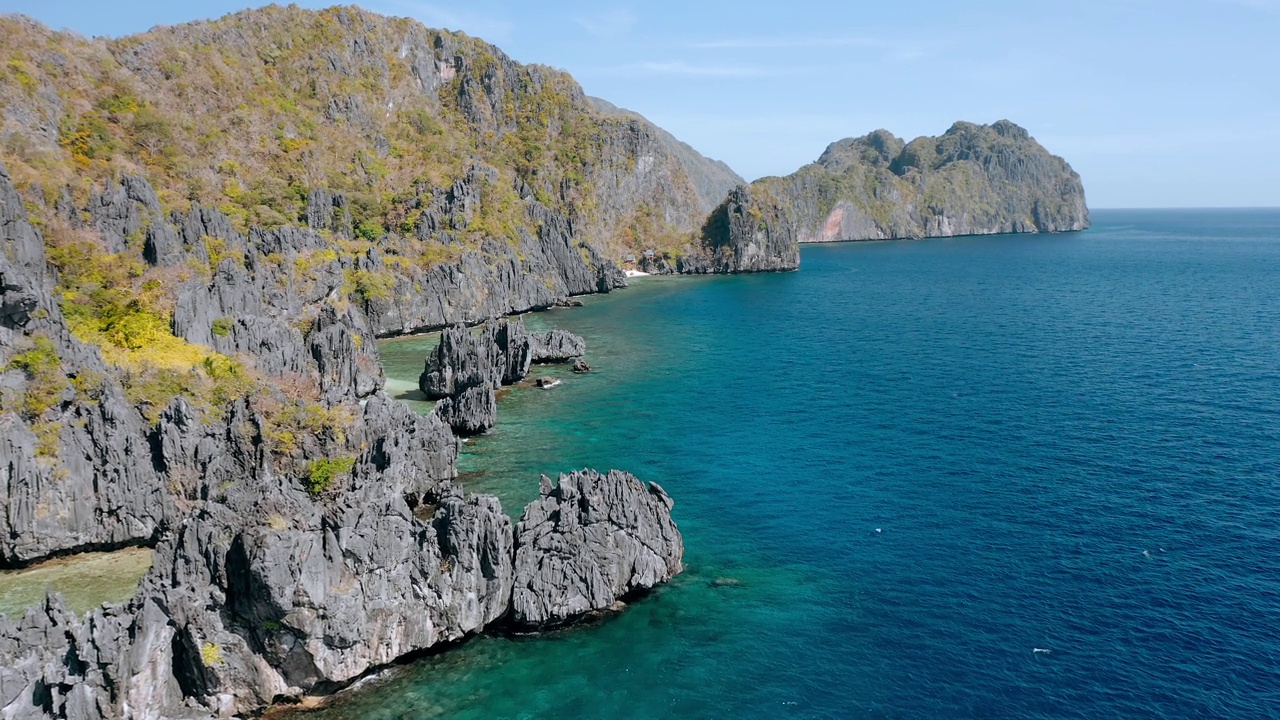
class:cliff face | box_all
[0,6,739,339]
[684,186,801,273]
[0,1,714,570]
[0,6,696,716]
[752,121,1088,245]
[587,97,744,217]
[0,160,683,718]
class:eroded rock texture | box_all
[420,319,587,435]
[512,470,684,629]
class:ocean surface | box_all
[332,209,1280,719]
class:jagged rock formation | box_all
[0,6,709,716]
[511,470,684,629]
[685,186,802,273]
[0,6,739,303]
[420,319,587,434]
[532,329,586,363]
[0,465,679,719]
[0,165,172,565]
[795,121,1089,240]
[435,386,499,438]
[0,153,683,718]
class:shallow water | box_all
[350,209,1280,719]
[0,547,153,618]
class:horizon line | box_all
[1090,206,1280,211]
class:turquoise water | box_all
[331,209,1280,719]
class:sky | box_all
[5,0,1279,208]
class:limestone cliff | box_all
[0,4,701,710]
[747,121,1087,245]
[640,120,1088,274]
[0,160,683,717]
[0,6,741,339]
[587,97,744,217]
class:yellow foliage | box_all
[200,642,222,666]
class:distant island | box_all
[0,5,1089,718]
[639,121,1088,275]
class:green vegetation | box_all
[303,455,355,495]
[3,334,68,459]
[39,219,254,423]
[211,317,234,338]
[260,400,354,455]
[0,6,623,247]
[0,5,717,460]
[345,268,395,305]
[744,121,1083,242]
[5,334,65,419]
[203,236,244,274]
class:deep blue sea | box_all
[343,209,1280,719]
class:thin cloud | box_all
[385,0,515,42]
[690,35,937,63]
[1218,0,1274,8]
[600,61,790,78]
[573,8,637,38]
[690,36,889,50]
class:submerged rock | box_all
[510,470,683,629]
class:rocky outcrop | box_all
[0,473,510,719]
[0,464,680,719]
[0,152,513,719]
[420,319,588,434]
[420,324,500,400]
[1,165,173,566]
[0,6,751,315]
[0,594,191,720]
[434,385,498,437]
[682,186,802,273]
[345,165,630,338]
[0,5,709,714]
[531,329,586,363]
[0,157,684,719]
[511,470,684,629]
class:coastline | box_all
[271,212,1280,719]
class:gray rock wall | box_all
[512,470,684,629]
[1,158,683,718]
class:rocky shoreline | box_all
[0,158,683,718]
